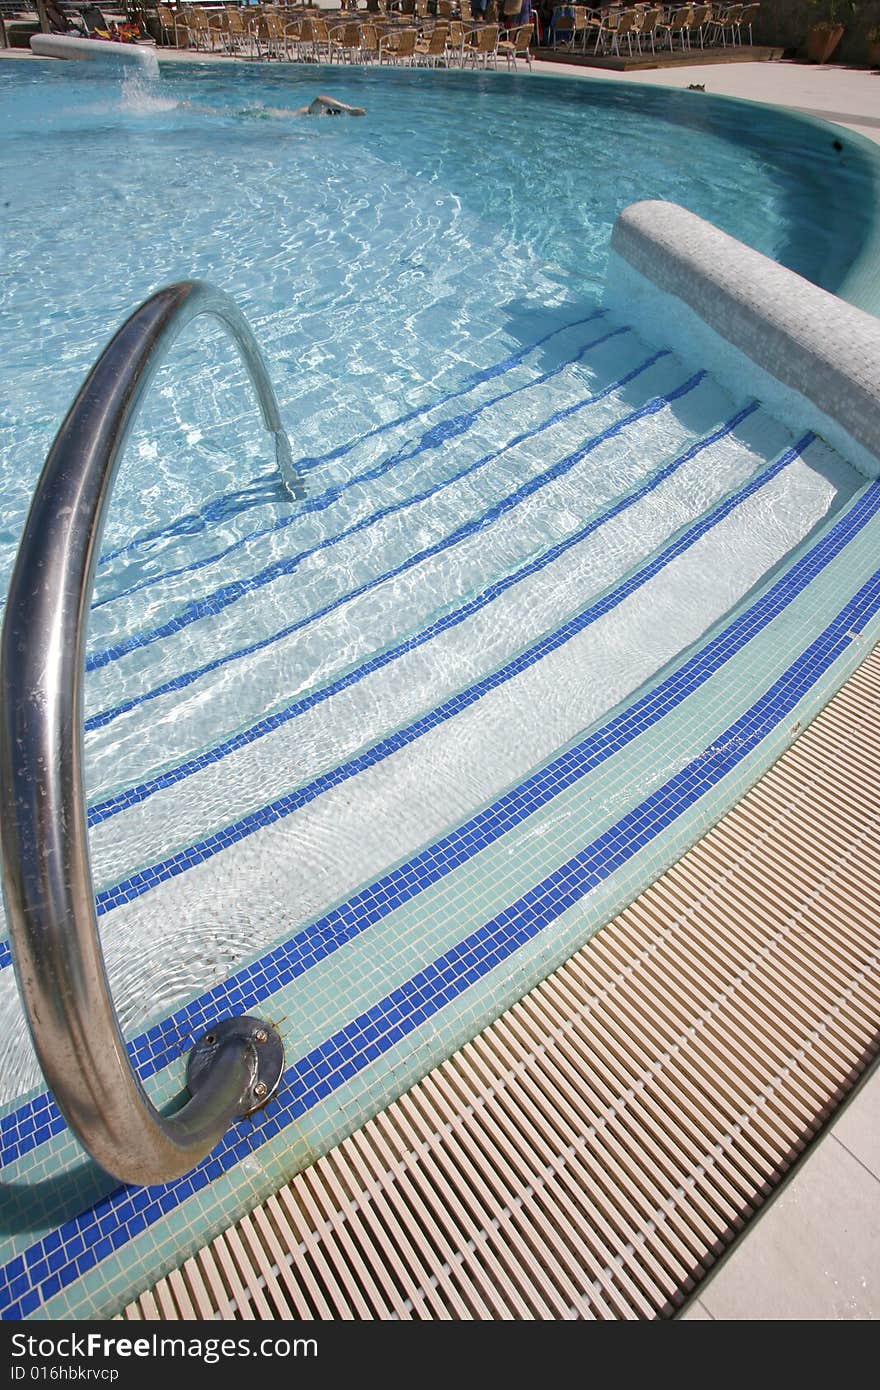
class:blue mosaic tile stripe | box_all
[96,309,608,571]
[0,942,10,971]
[86,399,759,828]
[85,346,673,677]
[91,397,774,917]
[2,562,878,1321]
[290,309,609,475]
[2,465,873,1176]
[86,327,640,727]
[93,316,620,614]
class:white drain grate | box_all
[123,645,880,1320]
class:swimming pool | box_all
[2,56,880,1319]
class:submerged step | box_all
[0,393,870,1105]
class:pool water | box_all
[0,53,876,1085]
[2,56,878,564]
[2,55,880,1320]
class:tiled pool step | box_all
[121,642,880,1321]
[0,411,862,1102]
[89,310,640,621]
[1,296,878,1315]
[81,388,798,805]
[84,428,842,887]
[0,470,877,1317]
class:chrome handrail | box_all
[0,281,291,1186]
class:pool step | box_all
[80,385,803,809]
[82,426,853,890]
[120,643,880,1320]
[0,411,868,1106]
[84,327,689,685]
[92,312,652,610]
[0,452,877,1319]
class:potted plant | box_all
[805,0,859,62]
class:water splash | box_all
[119,59,177,115]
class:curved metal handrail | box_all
[0,281,292,1186]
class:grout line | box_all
[827,1131,880,1187]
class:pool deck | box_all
[682,1059,880,1320]
[532,55,880,144]
[4,45,879,1320]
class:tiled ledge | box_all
[611,199,880,478]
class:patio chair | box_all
[263,12,300,59]
[155,4,180,45]
[224,6,253,56]
[328,21,363,60]
[635,7,661,53]
[415,20,449,62]
[497,20,533,66]
[594,6,638,55]
[290,16,314,60]
[445,18,467,63]
[182,6,213,51]
[282,18,304,59]
[572,5,596,51]
[206,7,228,51]
[686,4,712,47]
[359,21,381,59]
[310,15,332,60]
[76,3,112,35]
[736,2,759,43]
[551,7,575,49]
[708,2,741,46]
[378,25,417,60]
[465,21,499,65]
[656,5,693,49]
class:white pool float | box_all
[30,33,158,70]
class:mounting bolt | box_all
[253,1081,268,1099]
[254,1029,269,1044]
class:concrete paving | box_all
[681,1061,880,1320]
[531,55,880,144]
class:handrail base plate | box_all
[186,1017,284,1116]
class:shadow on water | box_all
[497,292,710,437]
[614,82,879,298]
[537,75,875,299]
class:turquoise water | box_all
[5,58,880,1321]
[1,57,878,568]
[0,56,874,1090]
